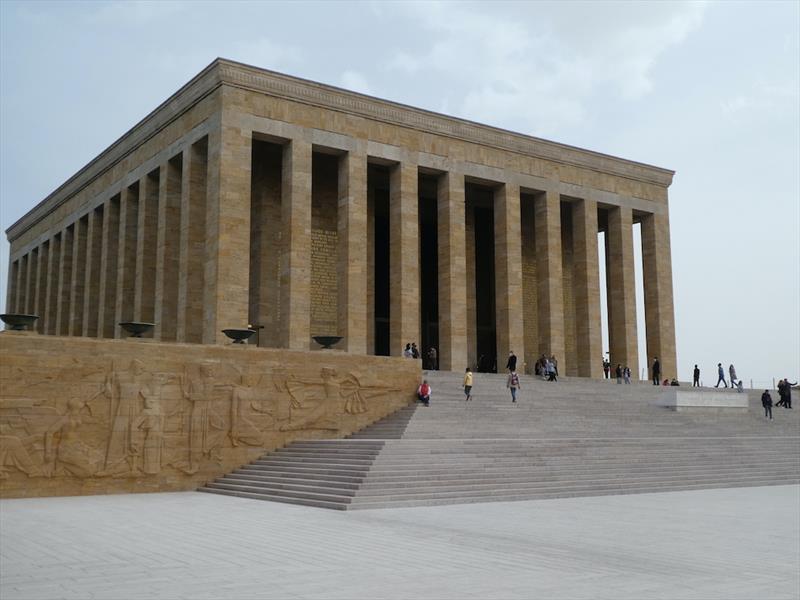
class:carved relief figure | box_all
[181,364,225,473]
[229,373,274,447]
[280,367,340,432]
[138,395,164,475]
[101,359,155,475]
[44,398,97,478]
[0,424,42,479]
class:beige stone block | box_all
[641,211,677,380]
[83,206,103,337]
[535,190,565,368]
[337,148,368,354]
[69,216,88,337]
[437,171,467,371]
[494,182,524,368]
[389,161,420,355]
[279,137,312,350]
[155,155,181,342]
[606,205,639,378]
[98,197,120,339]
[572,198,603,377]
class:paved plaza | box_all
[1,485,798,599]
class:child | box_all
[507,370,520,403]
[463,368,473,401]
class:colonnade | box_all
[6,123,676,380]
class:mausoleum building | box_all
[4,58,677,379]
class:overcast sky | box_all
[1,1,797,385]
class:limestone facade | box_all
[5,58,677,379]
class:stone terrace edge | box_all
[6,57,675,242]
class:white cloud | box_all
[340,70,373,95]
[84,1,186,25]
[384,1,707,136]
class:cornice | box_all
[216,58,674,187]
[8,57,674,242]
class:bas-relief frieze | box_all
[0,339,415,495]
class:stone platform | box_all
[1,486,798,599]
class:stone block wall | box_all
[0,333,419,498]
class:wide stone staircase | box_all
[199,372,799,509]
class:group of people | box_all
[404,343,439,371]
[533,354,558,381]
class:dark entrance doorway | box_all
[419,175,439,368]
[370,165,390,356]
[468,183,497,372]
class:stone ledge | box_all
[657,389,750,412]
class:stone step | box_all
[198,487,349,510]
[347,479,798,510]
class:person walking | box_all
[623,366,631,384]
[615,364,623,384]
[761,389,773,420]
[507,370,521,403]
[693,365,700,387]
[776,379,796,408]
[506,351,517,373]
[427,347,438,371]
[603,359,610,380]
[545,358,557,382]
[728,364,738,388]
[715,363,727,388]
[417,380,431,407]
[651,357,661,386]
[463,368,473,402]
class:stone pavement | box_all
[1,486,798,600]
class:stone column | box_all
[35,244,48,333]
[366,184,375,354]
[279,137,312,350]
[84,207,103,337]
[465,204,477,368]
[203,123,251,345]
[69,217,87,336]
[98,198,120,339]
[18,254,29,315]
[25,250,36,316]
[56,226,74,336]
[155,156,182,342]
[437,171,467,371]
[572,198,603,377]
[178,140,208,344]
[44,236,59,335]
[641,209,677,380]
[337,147,368,354]
[534,190,565,367]
[115,185,139,338]
[606,205,639,378]
[134,171,158,324]
[10,257,22,313]
[389,161,419,356]
[494,182,524,369]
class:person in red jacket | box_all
[417,380,431,407]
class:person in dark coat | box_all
[715,363,727,388]
[615,364,623,384]
[693,365,700,387]
[652,357,661,386]
[761,390,773,420]
[506,351,517,373]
